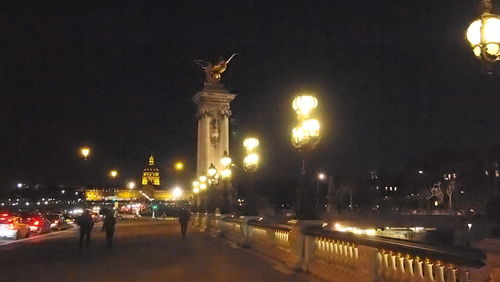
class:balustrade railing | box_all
[192,214,486,282]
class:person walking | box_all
[77,210,94,248]
[101,209,116,248]
[178,209,190,238]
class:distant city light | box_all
[61,190,65,194]
[172,187,183,198]
[17,183,23,188]
[80,147,91,160]
[418,170,424,174]
[128,181,136,189]
[318,173,326,180]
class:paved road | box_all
[0,219,314,282]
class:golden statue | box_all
[195,53,237,85]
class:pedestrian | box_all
[77,210,94,248]
[101,209,116,248]
[178,209,190,238]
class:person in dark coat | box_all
[101,209,116,248]
[77,210,94,247]
[178,210,190,238]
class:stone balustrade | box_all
[191,213,486,281]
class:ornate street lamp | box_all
[291,94,321,219]
[207,163,218,179]
[466,0,500,69]
[243,137,260,215]
[219,151,233,214]
[199,174,207,190]
[243,137,260,172]
[220,151,232,168]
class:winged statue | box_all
[194,53,237,85]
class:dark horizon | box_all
[1,1,499,191]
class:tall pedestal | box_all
[193,83,236,212]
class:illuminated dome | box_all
[142,155,160,186]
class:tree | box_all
[445,180,457,213]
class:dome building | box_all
[142,154,160,187]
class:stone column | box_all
[193,84,236,212]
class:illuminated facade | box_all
[85,188,141,201]
[142,155,160,186]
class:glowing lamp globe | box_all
[220,151,232,167]
[243,137,260,152]
[466,0,500,62]
[207,163,217,178]
[292,95,318,119]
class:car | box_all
[0,214,30,240]
[117,213,140,220]
[61,214,76,225]
[46,214,69,231]
[21,213,51,234]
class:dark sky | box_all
[1,1,499,190]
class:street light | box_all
[291,93,321,219]
[219,151,233,214]
[109,170,118,179]
[466,0,500,68]
[207,163,218,179]
[172,186,183,199]
[128,181,136,190]
[220,151,232,168]
[192,180,201,211]
[198,174,208,212]
[243,137,260,172]
[243,137,260,215]
[80,147,91,160]
[174,161,184,171]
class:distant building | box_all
[84,154,192,202]
[142,155,160,187]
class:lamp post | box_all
[466,0,500,72]
[316,172,326,208]
[109,170,118,188]
[243,137,260,215]
[220,151,233,214]
[199,174,208,212]
[192,180,200,211]
[206,164,218,213]
[291,94,321,219]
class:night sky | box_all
[1,1,499,191]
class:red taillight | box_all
[33,221,40,226]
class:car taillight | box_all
[34,221,40,226]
